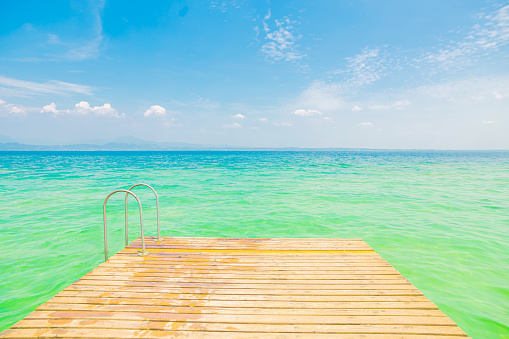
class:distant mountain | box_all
[0,136,382,151]
[0,134,15,143]
[0,136,244,151]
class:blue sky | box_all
[0,0,508,149]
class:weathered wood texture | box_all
[0,237,469,338]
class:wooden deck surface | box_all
[0,237,469,338]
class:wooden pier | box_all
[1,237,469,338]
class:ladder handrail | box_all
[124,183,161,244]
[103,189,150,262]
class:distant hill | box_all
[0,135,385,151]
[0,134,15,143]
[0,136,244,151]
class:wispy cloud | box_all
[368,100,411,110]
[417,5,509,69]
[64,36,103,61]
[194,97,220,110]
[408,75,509,103]
[297,81,344,112]
[41,101,124,118]
[259,10,305,62]
[359,122,374,127]
[233,113,246,119]
[293,109,322,116]
[223,122,242,128]
[210,1,242,12]
[0,76,93,97]
[10,1,105,62]
[339,47,388,87]
[273,122,292,127]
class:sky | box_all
[0,0,508,149]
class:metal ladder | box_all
[103,183,160,262]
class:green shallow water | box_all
[0,151,508,338]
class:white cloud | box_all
[233,113,246,119]
[9,1,104,62]
[493,91,505,99]
[9,106,25,115]
[273,122,292,127]
[41,102,57,114]
[394,100,411,108]
[0,76,93,97]
[352,106,362,112]
[359,122,374,127]
[298,81,344,112]
[0,99,25,116]
[368,100,411,110]
[41,101,123,118]
[47,34,60,44]
[194,98,220,110]
[293,109,323,116]
[163,119,182,128]
[417,5,509,69]
[260,11,304,62]
[65,36,103,61]
[90,103,118,117]
[257,118,268,123]
[210,1,242,12]
[482,120,496,124]
[323,117,332,120]
[223,122,242,128]
[253,26,260,38]
[342,47,387,86]
[144,105,167,117]
[409,76,509,103]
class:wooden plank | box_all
[67,284,418,293]
[119,251,380,257]
[36,303,445,316]
[45,297,439,309]
[126,246,374,252]
[0,237,468,338]
[11,319,467,335]
[80,273,406,281]
[94,264,396,271]
[0,328,471,338]
[108,253,386,259]
[123,249,375,254]
[108,258,389,265]
[132,237,368,244]
[108,258,388,265]
[52,291,431,303]
[63,285,423,296]
[25,311,457,325]
[73,280,414,289]
[89,268,402,276]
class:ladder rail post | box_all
[126,183,161,241]
[104,189,150,262]
[124,194,129,247]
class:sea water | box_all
[0,151,507,338]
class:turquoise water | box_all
[0,151,508,338]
